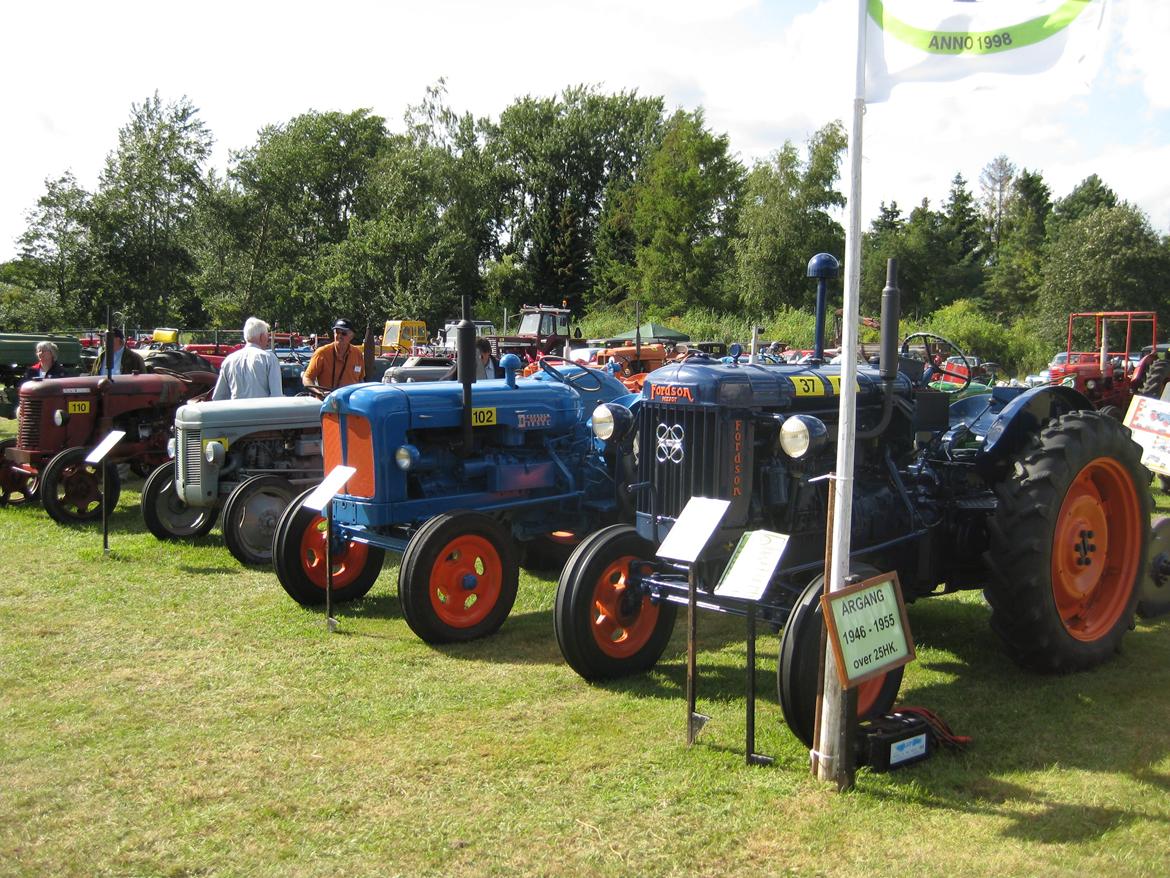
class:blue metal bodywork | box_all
[320,362,635,552]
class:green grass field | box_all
[3,473,1170,877]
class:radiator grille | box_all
[180,428,202,486]
[17,401,42,449]
[636,403,726,521]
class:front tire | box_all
[398,511,518,643]
[141,460,217,540]
[984,412,1149,672]
[778,566,903,748]
[41,446,121,524]
[273,489,385,605]
[222,475,297,565]
[553,524,677,681]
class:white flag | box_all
[865,0,1109,102]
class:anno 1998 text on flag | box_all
[864,0,1108,102]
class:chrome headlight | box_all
[53,408,66,427]
[592,403,632,442]
[779,415,828,459]
[395,444,419,471]
[1085,379,1097,390]
[204,440,225,467]
[166,437,177,459]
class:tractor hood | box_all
[18,373,211,405]
[640,359,912,411]
[175,395,323,431]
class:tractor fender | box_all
[975,384,1094,476]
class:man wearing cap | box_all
[212,317,282,400]
[91,327,146,376]
[303,318,365,390]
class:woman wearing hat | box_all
[302,318,366,390]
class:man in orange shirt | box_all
[303,318,366,390]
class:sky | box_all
[2,0,1167,265]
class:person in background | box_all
[212,317,282,400]
[91,327,146,376]
[19,341,67,385]
[303,318,365,390]
[443,337,502,381]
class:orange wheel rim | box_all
[589,554,660,658]
[298,514,371,589]
[1051,456,1142,641]
[427,534,503,628]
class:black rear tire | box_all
[984,412,1149,671]
[553,524,677,681]
[778,565,903,748]
[1140,358,1170,398]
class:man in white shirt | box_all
[211,317,283,400]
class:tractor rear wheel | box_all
[553,524,677,681]
[41,446,121,524]
[222,475,298,566]
[398,511,518,643]
[273,489,384,605]
[984,412,1149,671]
[778,565,903,748]
[141,461,216,540]
[1140,358,1170,398]
[0,441,37,506]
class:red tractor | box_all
[1046,311,1168,418]
[487,303,574,362]
[0,365,216,522]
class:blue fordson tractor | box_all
[554,257,1157,747]
[272,327,637,644]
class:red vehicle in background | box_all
[1046,311,1169,418]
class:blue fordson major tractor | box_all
[272,325,637,644]
[554,257,1157,747]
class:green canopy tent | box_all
[609,322,691,344]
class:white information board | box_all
[85,430,127,464]
[713,530,790,601]
[656,497,730,562]
[303,465,357,512]
[1124,395,1170,478]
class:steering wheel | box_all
[900,332,972,394]
[296,384,330,400]
[538,357,604,392]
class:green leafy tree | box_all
[734,121,847,313]
[984,168,1051,319]
[484,87,665,315]
[16,172,92,322]
[1038,204,1170,341]
[628,109,743,315]
[936,173,984,303]
[88,93,212,326]
[1048,173,1118,237]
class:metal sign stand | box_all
[744,604,774,766]
[301,464,357,634]
[685,564,710,744]
[85,430,126,556]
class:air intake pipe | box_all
[857,258,899,440]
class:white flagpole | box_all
[813,0,868,788]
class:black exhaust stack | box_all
[456,295,476,455]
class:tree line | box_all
[2,85,1168,367]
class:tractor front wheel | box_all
[273,489,384,605]
[778,566,903,748]
[41,446,121,524]
[553,524,677,681]
[398,511,518,643]
[141,461,216,540]
[985,412,1149,671]
[222,475,297,566]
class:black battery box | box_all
[858,713,933,771]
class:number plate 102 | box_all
[471,407,496,426]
